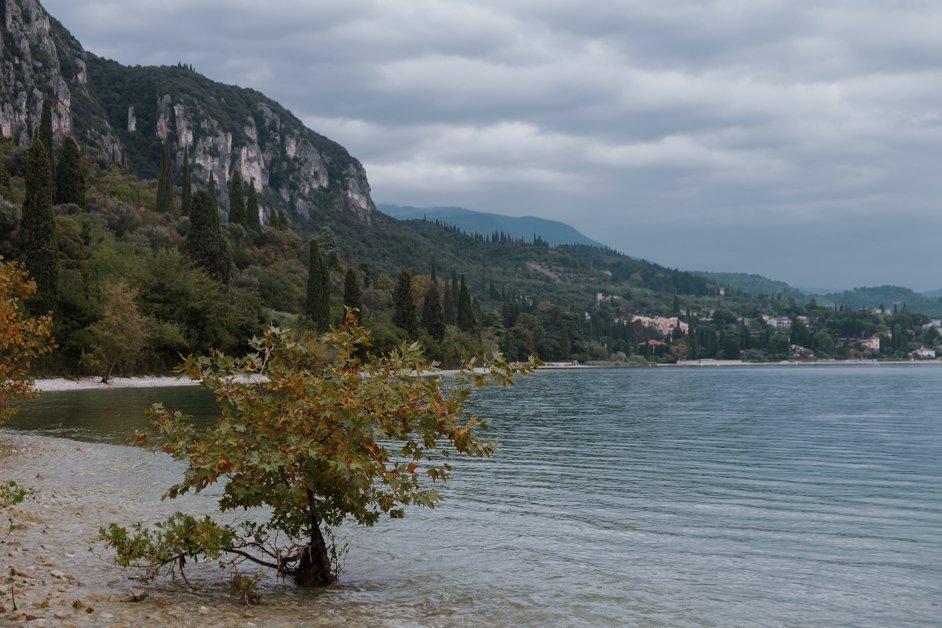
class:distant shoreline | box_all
[30,359,941,392]
[665,359,942,367]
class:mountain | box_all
[815,285,942,317]
[379,204,605,248]
[0,0,374,230]
[693,271,804,299]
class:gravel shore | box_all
[0,432,407,627]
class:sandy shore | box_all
[32,376,200,393]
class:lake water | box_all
[6,366,942,626]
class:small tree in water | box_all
[101,315,537,586]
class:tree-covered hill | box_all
[693,271,804,299]
[378,204,605,248]
[816,286,942,318]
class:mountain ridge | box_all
[378,203,606,248]
[1,0,375,231]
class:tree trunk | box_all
[292,496,334,586]
[100,362,115,384]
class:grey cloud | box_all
[40,0,942,290]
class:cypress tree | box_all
[443,278,456,325]
[470,297,483,338]
[18,140,58,313]
[228,170,245,226]
[245,179,261,233]
[422,277,445,341]
[393,270,419,338]
[55,136,85,207]
[342,268,363,320]
[155,141,174,213]
[185,190,231,283]
[37,96,55,171]
[0,158,9,190]
[457,275,474,332]
[305,240,330,332]
[180,147,192,216]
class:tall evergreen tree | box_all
[180,147,192,216]
[470,296,483,338]
[393,270,419,338]
[245,179,261,233]
[37,96,54,171]
[228,171,245,226]
[422,277,445,341]
[155,142,174,214]
[342,268,363,320]
[0,158,9,190]
[305,240,330,332]
[443,278,456,325]
[185,190,231,283]
[18,140,58,313]
[457,275,474,332]
[55,136,85,207]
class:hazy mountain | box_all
[379,204,605,248]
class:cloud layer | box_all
[42,0,942,290]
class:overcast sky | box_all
[42,0,942,291]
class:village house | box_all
[632,315,689,337]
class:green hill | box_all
[694,271,804,299]
[817,286,942,317]
[378,204,605,248]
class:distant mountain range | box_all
[378,204,605,248]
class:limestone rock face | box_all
[0,0,376,230]
[0,0,120,155]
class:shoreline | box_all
[27,358,942,392]
[32,375,200,392]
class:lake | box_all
[5,366,941,626]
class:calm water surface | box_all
[7,366,942,626]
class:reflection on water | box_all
[4,367,941,626]
[7,386,218,443]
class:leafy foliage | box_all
[0,258,55,420]
[84,280,146,382]
[102,318,536,586]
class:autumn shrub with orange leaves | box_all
[0,257,55,421]
[101,313,538,588]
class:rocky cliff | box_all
[0,0,376,229]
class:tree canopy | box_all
[101,318,536,586]
[0,258,55,420]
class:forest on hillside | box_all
[2,99,940,378]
